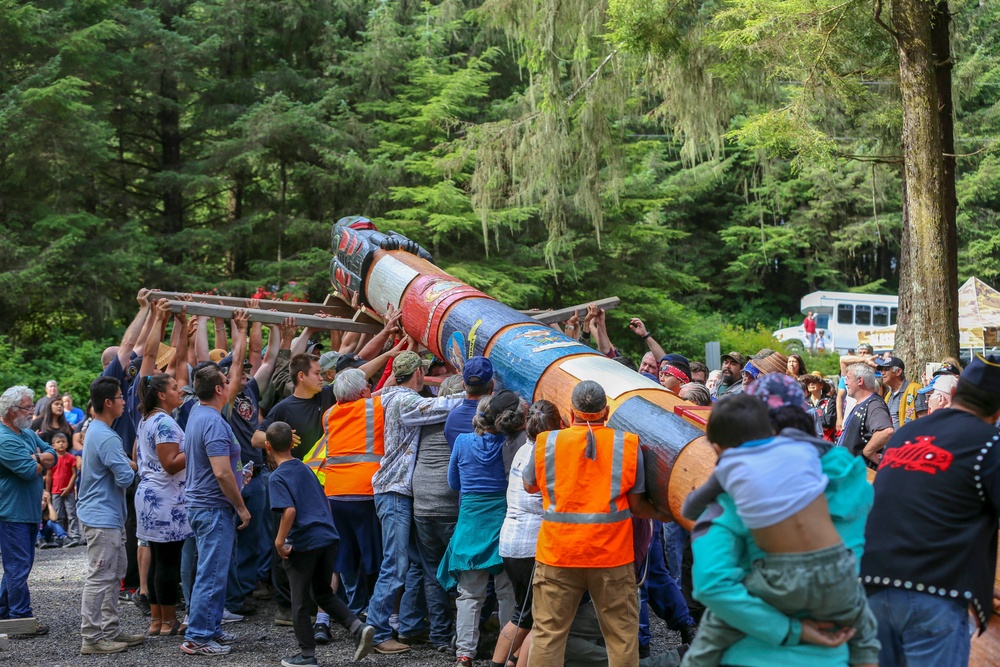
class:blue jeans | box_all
[639,522,694,648]
[186,507,237,642]
[869,587,970,667]
[226,470,270,609]
[662,522,687,582]
[369,492,427,644]
[414,515,457,646]
[0,521,38,618]
[181,535,197,608]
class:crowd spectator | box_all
[803,374,836,441]
[679,383,712,406]
[33,380,60,417]
[38,491,68,548]
[78,376,143,655]
[837,363,894,466]
[919,373,959,414]
[46,431,81,548]
[861,354,1000,666]
[368,351,465,655]
[181,363,252,656]
[785,354,807,377]
[134,371,191,637]
[836,343,875,432]
[62,394,86,426]
[31,396,75,446]
[712,352,745,399]
[688,362,709,385]
[914,360,962,417]
[442,391,522,667]
[876,357,922,428]
[803,312,817,354]
[0,385,56,636]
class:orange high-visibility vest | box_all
[322,395,384,496]
[534,424,637,569]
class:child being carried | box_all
[681,393,878,667]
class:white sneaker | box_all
[221,609,244,624]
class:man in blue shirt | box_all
[444,356,494,448]
[78,377,142,655]
[0,385,57,637]
[181,363,251,657]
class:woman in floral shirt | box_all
[135,373,191,636]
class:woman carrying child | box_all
[440,390,523,667]
[134,372,191,636]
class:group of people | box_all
[1,289,998,667]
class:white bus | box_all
[772,291,899,353]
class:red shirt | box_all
[51,452,77,495]
[803,316,816,334]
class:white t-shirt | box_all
[135,411,192,542]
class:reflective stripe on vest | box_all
[304,435,328,486]
[541,430,632,524]
[323,396,384,496]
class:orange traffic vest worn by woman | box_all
[321,395,385,496]
[533,424,638,569]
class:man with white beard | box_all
[0,385,56,636]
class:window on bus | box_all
[873,306,889,327]
[855,305,872,326]
[816,314,830,329]
[837,304,854,324]
[890,307,898,325]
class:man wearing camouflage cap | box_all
[368,351,466,655]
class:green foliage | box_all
[0,332,110,403]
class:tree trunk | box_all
[889,0,959,370]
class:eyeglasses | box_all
[15,404,34,413]
[114,395,125,402]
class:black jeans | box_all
[282,545,358,657]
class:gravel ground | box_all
[11,546,683,667]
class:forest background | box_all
[2,0,999,398]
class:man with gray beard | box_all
[0,385,56,636]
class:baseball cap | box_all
[876,356,905,371]
[721,351,746,367]
[393,351,431,377]
[335,353,366,372]
[319,351,342,372]
[918,374,960,395]
[958,354,1000,394]
[462,356,494,387]
[209,349,228,363]
[933,362,961,377]
[742,361,761,380]
[305,340,324,355]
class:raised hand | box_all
[629,318,648,338]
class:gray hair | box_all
[847,363,876,391]
[679,382,712,407]
[0,386,34,419]
[333,368,368,403]
[45,380,58,388]
[438,375,465,397]
[571,380,607,414]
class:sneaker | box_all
[180,639,232,655]
[281,654,318,667]
[213,630,237,644]
[313,622,331,645]
[133,592,151,616]
[251,581,272,600]
[398,629,430,645]
[221,609,244,624]
[14,622,49,637]
[62,538,80,548]
[274,607,294,627]
[353,624,375,661]
[373,638,410,655]
[119,588,136,601]
[111,632,146,647]
[455,657,473,667]
[40,541,59,550]
[81,639,128,654]
[433,643,455,656]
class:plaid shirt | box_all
[372,386,465,496]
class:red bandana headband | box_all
[659,364,690,384]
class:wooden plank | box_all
[150,290,383,325]
[0,618,37,634]
[158,300,382,334]
[522,297,620,324]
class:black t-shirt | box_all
[259,385,334,460]
[861,408,1000,630]
[838,394,893,457]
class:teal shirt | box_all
[690,446,872,667]
[0,424,56,524]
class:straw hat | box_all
[156,343,177,370]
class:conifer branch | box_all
[872,0,901,42]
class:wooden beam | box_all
[158,300,383,334]
[148,291,383,325]
[523,297,620,324]
[0,618,36,635]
